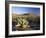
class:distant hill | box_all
[12,13,40,19]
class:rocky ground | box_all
[12,23,40,31]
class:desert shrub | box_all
[26,16,40,24]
